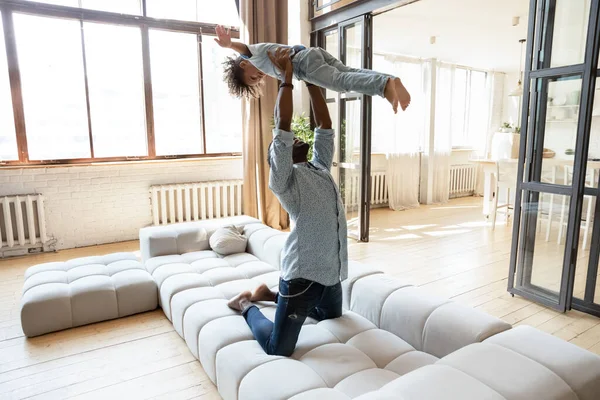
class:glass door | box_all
[572,74,600,317]
[317,15,372,241]
[509,0,599,312]
[339,17,365,240]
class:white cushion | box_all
[289,389,351,400]
[217,341,284,400]
[485,325,600,400]
[438,343,578,400]
[199,315,254,383]
[210,225,248,256]
[360,364,505,400]
[300,343,377,387]
[317,311,376,343]
[170,287,225,338]
[20,253,156,337]
[334,368,399,398]
[291,325,340,359]
[385,351,438,376]
[379,286,450,351]
[349,274,411,326]
[239,359,327,400]
[347,329,415,368]
[422,302,511,358]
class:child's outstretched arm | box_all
[214,25,251,57]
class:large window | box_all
[14,14,90,160]
[84,22,147,158]
[146,0,238,25]
[202,39,242,153]
[0,0,241,165]
[150,30,203,156]
[0,11,18,161]
[437,65,490,149]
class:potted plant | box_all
[270,114,315,160]
[501,122,512,133]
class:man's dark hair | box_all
[223,55,261,99]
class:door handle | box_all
[332,162,338,167]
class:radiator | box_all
[0,194,53,257]
[150,180,243,225]
[370,171,388,206]
[449,164,477,198]
[344,171,389,212]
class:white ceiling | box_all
[373,0,530,72]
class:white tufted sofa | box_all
[139,216,600,400]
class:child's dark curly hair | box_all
[223,55,261,99]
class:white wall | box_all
[0,158,242,250]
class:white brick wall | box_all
[0,158,242,250]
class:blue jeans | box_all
[294,47,393,98]
[243,278,342,356]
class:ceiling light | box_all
[509,39,526,97]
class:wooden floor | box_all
[1,197,599,399]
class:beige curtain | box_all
[240,0,289,230]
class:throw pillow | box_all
[209,225,247,256]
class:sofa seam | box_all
[420,300,453,352]
[378,285,412,327]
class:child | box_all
[215,26,410,113]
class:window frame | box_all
[0,0,241,167]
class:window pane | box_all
[0,12,18,161]
[23,0,79,6]
[324,30,339,99]
[146,0,196,21]
[202,38,241,153]
[196,0,239,26]
[538,75,582,176]
[548,0,591,68]
[345,23,362,69]
[146,0,238,25]
[451,68,468,146]
[149,30,203,156]
[84,22,146,158]
[14,14,90,160]
[586,79,599,187]
[81,0,141,14]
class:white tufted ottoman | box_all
[20,252,157,337]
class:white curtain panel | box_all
[372,53,424,210]
[387,153,420,210]
[431,64,453,204]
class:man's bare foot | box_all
[251,283,277,302]
[227,291,252,312]
[394,78,411,111]
[384,78,399,114]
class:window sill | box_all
[0,154,242,170]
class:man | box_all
[227,47,348,357]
